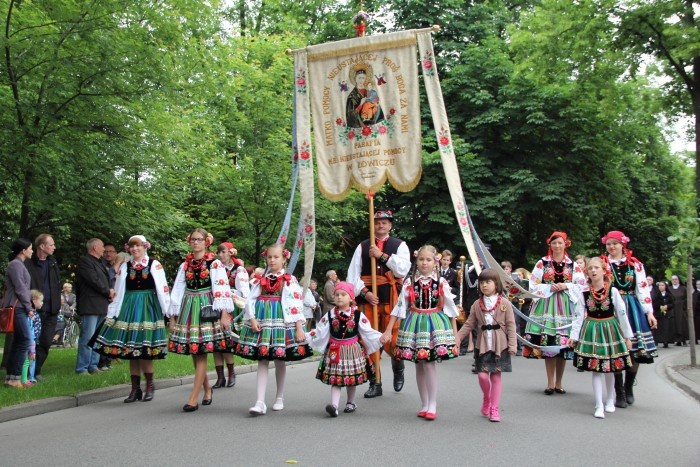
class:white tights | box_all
[256,360,286,402]
[592,372,614,408]
[415,361,438,413]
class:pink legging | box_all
[478,372,502,407]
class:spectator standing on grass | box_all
[75,238,114,375]
[23,233,61,381]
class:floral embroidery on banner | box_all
[295,140,312,169]
[455,199,470,235]
[296,67,307,94]
[335,108,397,145]
[302,212,315,243]
[422,51,436,77]
[437,126,452,152]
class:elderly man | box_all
[75,238,114,374]
[322,270,339,314]
[24,233,62,380]
[347,209,411,397]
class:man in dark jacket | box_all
[75,238,114,374]
[24,233,61,380]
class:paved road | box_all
[1,347,698,466]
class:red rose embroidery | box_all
[305,224,313,233]
[211,262,219,269]
[336,118,343,125]
[275,347,285,357]
[260,346,268,356]
[164,286,169,293]
[298,346,306,356]
[205,342,214,352]
[300,151,310,160]
[439,136,449,146]
[348,130,356,139]
[190,343,199,353]
[291,307,299,315]
[361,126,372,136]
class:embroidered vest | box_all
[126,258,156,291]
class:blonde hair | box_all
[30,289,44,302]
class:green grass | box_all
[0,344,254,408]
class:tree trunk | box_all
[688,263,697,367]
[19,168,33,238]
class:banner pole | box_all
[367,191,381,384]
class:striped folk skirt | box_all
[316,336,370,387]
[231,295,311,361]
[523,291,575,360]
[394,309,458,363]
[573,316,633,372]
[92,289,167,360]
[168,287,230,355]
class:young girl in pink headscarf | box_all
[306,281,381,417]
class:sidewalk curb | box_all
[1,357,320,423]
[663,362,700,404]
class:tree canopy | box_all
[1,0,695,282]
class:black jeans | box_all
[35,311,58,376]
[6,307,31,379]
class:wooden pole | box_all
[367,192,381,383]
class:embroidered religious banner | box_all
[304,30,422,200]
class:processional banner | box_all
[304,30,422,200]
[289,28,483,287]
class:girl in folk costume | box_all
[231,243,311,415]
[602,230,657,408]
[305,282,382,417]
[211,241,249,389]
[456,269,517,422]
[167,228,234,412]
[381,245,459,421]
[523,231,586,395]
[569,257,633,419]
[93,235,170,403]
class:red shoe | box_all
[489,407,500,422]
[417,411,427,418]
[425,412,436,420]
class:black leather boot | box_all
[143,372,155,402]
[614,372,627,408]
[624,370,637,405]
[226,363,236,388]
[392,359,405,392]
[212,365,226,389]
[124,375,142,403]
[364,382,383,398]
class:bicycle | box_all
[63,313,80,348]
[53,312,80,348]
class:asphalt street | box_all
[1,346,698,466]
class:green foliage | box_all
[0,0,694,285]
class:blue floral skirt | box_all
[621,294,658,363]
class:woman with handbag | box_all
[3,238,34,388]
[92,235,170,402]
[167,228,233,412]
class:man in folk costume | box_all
[347,209,411,397]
